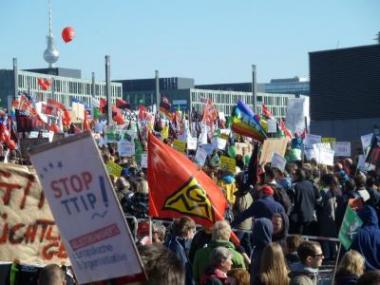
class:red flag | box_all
[262,104,273,118]
[279,118,292,139]
[148,133,239,244]
[116,98,130,109]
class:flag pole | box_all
[331,242,342,285]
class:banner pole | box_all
[330,242,342,285]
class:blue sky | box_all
[0,0,379,84]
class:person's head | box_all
[355,173,367,188]
[38,264,66,285]
[297,241,324,269]
[172,216,196,240]
[136,178,149,194]
[212,220,232,241]
[294,168,306,182]
[259,243,288,285]
[357,270,380,285]
[152,223,166,244]
[344,178,356,193]
[264,165,276,182]
[272,213,283,235]
[115,176,130,191]
[337,250,365,277]
[138,244,185,285]
[209,246,233,273]
[286,235,303,254]
[227,268,250,285]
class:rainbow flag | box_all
[231,100,267,142]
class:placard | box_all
[304,134,322,148]
[271,152,286,172]
[220,155,236,173]
[173,139,186,153]
[106,161,123,177]
[194,147,208,166]
[361,133,373,153]
[212,137,227,150]
[267,119,277,133]
[334,142,351,157]
[0,163,68,264]
[140,153,148,168]
[118,139,135,157]
[30,133,145,284]
[187,136,198,151]
[259,138,288,165]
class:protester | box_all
[200,247,233,285]
[192,221,246,284]
[271,212,289,250]
[250,218,273,283]
[289,241,324,285]
[334,250,365,285]
[38,264,66,285]
[189,226,212,265]
[351,205,380,271]
[227,268,250,285]
[285,235,303,266]
[137,244,185,284]
[356,270,380,285]
[165,216,196,285]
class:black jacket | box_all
[291,180,321,224]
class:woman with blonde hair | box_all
[334,250,365,285]
[254,243,289,285]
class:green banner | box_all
[338,206,363,250]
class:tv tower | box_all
[43,0,59,67]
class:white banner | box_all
[30,133,145,284]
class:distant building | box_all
[309,44,380,142]
[0,68,122,109]
[117,77,295,118]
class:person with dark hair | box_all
[289,241,324,285]
[356,270,380,285]
[165,216,196,285]
[289,169,321,235]
[271,212,289,251]
[285,235,303,266]
[351,205,380,271]
[38,264,66,285]
[138,244,185,285]
[189,227,212,265]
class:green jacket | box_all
[192,239,246,284]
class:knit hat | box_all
[261,185,274,196]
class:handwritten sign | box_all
[334,142,351,157]
[259,138,288,165]
[0,163,68,264]
[30,133,145,284]
[194,147,208,166]
[271,152,286,172]
[304,134,322,149]
[267,119,277,133]
[187,136,198,151]
[361,133,373,154]
[140,153,148,168]
[118,139,135,157]
[212,137,227,151]
[220,155,236,173]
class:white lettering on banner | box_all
[334,142,351,157]
[30,133,145,284]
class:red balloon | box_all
[62,26,75,43]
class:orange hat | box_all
[261,185,274,196]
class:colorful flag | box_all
[148,132,228,228]
[231,100,267,142]
[262,104,273,119]
[338,205,363,250]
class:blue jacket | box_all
[250,218,273,284]
[351,205,380,271]
[232,196,285,228]
[165,235,194,285]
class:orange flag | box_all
[148,133,240,244]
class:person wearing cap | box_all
[231,184,285,229]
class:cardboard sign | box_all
[267,119,277,133]
[106,161,123,177]
[220,155,236,173]
[0,163,69,264]
[271,152,286,172]
[187,136,198,150]
[30,133,145,284]
[235,143,252,156]
[194,147,208,166]
[173,139,186,153]
[259,138,288,165]
[118,139,135,157]
[334,142,351,157]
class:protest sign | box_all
[312,143,334,166]
[106,161,123,178]
[199,144,215,155]
[259,138,288,165]
[304,134,322,148]
[271,152,286,172]
[173,139,186,153]
[0,163,69,264]
[117,139,135,157]
[212,137,227,150]
[30,133,145,284]
[220,155,236,173]
[361,133,373,154]
[140,153,148,168]
[194,147,208,166]
[339,206,363,250]
[235,142,252,156]
[267,119,277,133]
[187,136,198,150]
[334,142,351,157]
[285,97,309,134]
